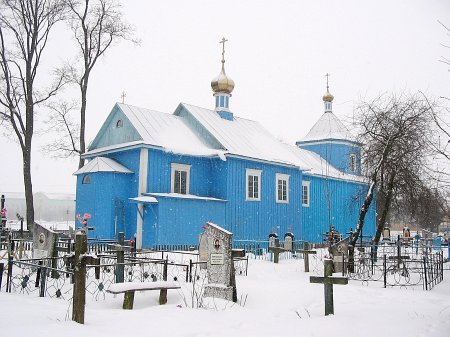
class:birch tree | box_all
[0,0,67,227]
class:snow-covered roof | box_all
[299,111,355,143]
[73,157,133,175]
[129,196,158,203]
[116,103,224,157]
[181,103,307,168]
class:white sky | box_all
[1,0,449,194]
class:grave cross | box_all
[310,259,348,316]
[388,236,410,268]
[268,238,286,264]
[67,232,100,324]
[296,241,317,272]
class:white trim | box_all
[275,173,289,204]
[302,180,310,207]
[246,169,262,201]
[297,139,360,147]
[136,148,148,249]
[171,163,191,194]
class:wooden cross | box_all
[310,259,348,316]
[121,91,126,103]
[268,238,286,264]
[67,232,100,324]
[296,242,317,272]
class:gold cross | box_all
[325,73,330,91]
[220,37,228,65]
[121,91,126,103]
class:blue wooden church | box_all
[74,44,376,249]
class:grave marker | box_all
[198,231,208,264]
[296,242,316,272]
[310,259,348,316]
[32,223,58,259]
[284,232,294,251]
[268,237,286,263]
[203,222,234,301]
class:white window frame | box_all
[171,163,191,194]
[275,173,289,204]
[302,181,310,207]
[246,169,262,201]
[350,154,356,172]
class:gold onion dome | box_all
[211,66,234,94]
[323,90,334,102]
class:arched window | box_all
[82,175,91,184]
[116,119,123,128]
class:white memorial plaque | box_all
[210,253,224,265]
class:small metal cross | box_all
[121,91,126,103]
[220,37,228,64]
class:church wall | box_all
[146,149,217,198]
[75,172,133,240]
[301,174,376,243]
[224,157,302,241]
[145,197,226,246]
[301,142,361,175]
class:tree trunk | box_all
[22,146,34,229]
[373,173,396,243]
[78,80,88,169]
[350,181,376,247]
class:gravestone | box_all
[329,237,350,273]
[268,233,278,248]
[203,222,234,301]
[198,232,208,262]
[32,223,58,259]
[284,232,294,251]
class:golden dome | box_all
[323,90,334,102]
[211,66,235,94]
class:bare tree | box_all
[350,93,442,246]
[61,0,135,168]
[0,0,67,227]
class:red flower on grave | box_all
[201,225,206,230]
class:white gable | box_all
[73,157,133,175]
[301,112,355,142]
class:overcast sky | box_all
[1,0,449,195]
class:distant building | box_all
[75,44,376,248]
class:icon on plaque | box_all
[39,233,45,244]
[214,239,220,250]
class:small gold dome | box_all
[323,90,334,102]
[211,67,235,94]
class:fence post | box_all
[423,255,428,291]
[72,232,88,324]
[159,259,168,305]
[0,262,3,290]
[116,232,124,283]
[383,255,386,288]
[39,266,47,297]
[189,259,193,283]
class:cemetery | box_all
[1,215,449,336]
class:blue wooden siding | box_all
[75,172,133,239]
[143,197,226,246]
[90,105,142,150]
[301,174,376,243]
[300,142,361,175]
[224,157,303,241]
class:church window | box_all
[302,181,310,207]
[276,173,289,203]
[171,163,191,194]
[82,175,91,184]
[116,119,123,128]
[246,169,261,201]
[350,154,356,172]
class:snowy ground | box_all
[1,257,450,337]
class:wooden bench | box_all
[107,281,181,309]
